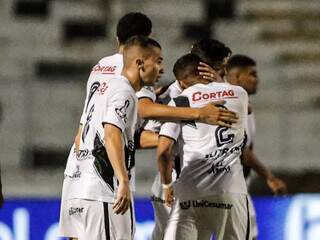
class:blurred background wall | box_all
[0,0,319,198]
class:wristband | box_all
[162,182,173,189]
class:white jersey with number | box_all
[159,82,248,201]
[64,53,123,176]
[67,75,137,203]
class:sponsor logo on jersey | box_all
[192,90,237,101]
[180,200,233,210]
[115,100,130,123]
[92,64,117,74]
[69,207,84,216]
[180,200,191,209]
[76,149,92,161]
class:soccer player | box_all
[226,54,287,239]
[148,39,233,240]
[64,35,163,240]
[158,53,251,240]
[59,12,154,239]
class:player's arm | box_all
[242,146,287,195]
[157,118,180,207]
[139,130,159,148]
[74,125,83,154]
[103,91,135,214]
[138,98,237,127]
[157,135,175,207]
[104,124,130,214]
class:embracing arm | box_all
[138,98,237,127]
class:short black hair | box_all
[191,38,232,68]
[124,35,161,51]
[116,12,152,44]
[173,53,202,80]
[227,54,256,71]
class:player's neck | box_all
[121,69,141,92]
[118,45,124,54]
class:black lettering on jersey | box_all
[215,127,235,147]
[82,105,95,143]
[92,133,114,191]
[115,100,130,123]
[173,96,196,128]
[214,105,234,147]
[125,140,135,180]
[85,81,100,113]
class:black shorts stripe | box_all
[245,196,251,240]
[103,202,110,240]
[129,201,134,237]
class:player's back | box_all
[166,82,248,200]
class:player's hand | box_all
[267,177,287,195]
[113,180,131,215]
[198,62,223,82]
[198,101,238,127]
[164,186,174,208]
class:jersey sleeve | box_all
[102,91,135,132]
[159,100,181,141]
[136,86,156,102]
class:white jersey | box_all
[159,82,248,201]
[64,53,123,176]
[135,86,157,129]
[67,75,137,203]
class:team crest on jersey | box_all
[115,100,130,123]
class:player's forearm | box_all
[139,101,199,121]
[74,125,83,153]
[157,152,173,185]
[157,137,174,184]
[140,130,159,149]
[104,126,129,183]
[242,148,274,180]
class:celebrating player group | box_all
[58,12,287,240]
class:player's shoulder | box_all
[98,53,123,65]
[136,86,156,102]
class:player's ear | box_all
[136,59,145,71]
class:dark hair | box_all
[124,35,161,51]
[226,54,256,71]
[116,12,152,44]
[191,38,231,68]
[173,53,202,80]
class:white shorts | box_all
[59,198,135,240]
[59,176,77,238]
[151,196,171,240]
[248,195,258,238]
[164,193,251,240]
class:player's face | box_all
[140,47,164,86]
[238,66,258,94]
